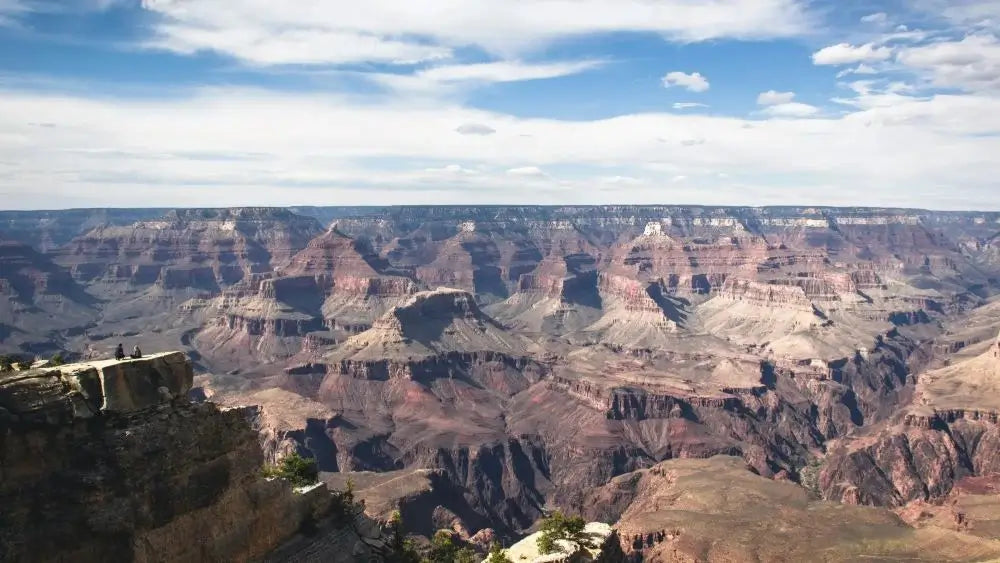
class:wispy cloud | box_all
[759,102,818,117]
[456,123,496,136]
[137,0,815,65]
[673,102,709,110]
[369,59,605,93]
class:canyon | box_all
[3,204,1000,561]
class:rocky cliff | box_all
[0,240,97,354]
[0,352,384,562]
[821,330,1000,508]
[581,456,1000,562]
[53,208,322,290]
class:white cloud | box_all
[370,59,604,92]
[506,166,547,177]
[896,34,1000,91]
[757,90,796,105]
[662,71,710,92]
[672,102,709,110]
[145,26,454,66]
[1,86,999,209]
[424,164,479,175]
[601,175,645,186]
[861,12,888,24]
[137,0,813,66]
[813,42,893,65]
[455,123,496,135]
[760,102,819,117]
[836,64,879,78]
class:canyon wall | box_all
[0,353,381,562]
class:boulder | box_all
[0,351,193,421]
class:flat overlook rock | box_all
[3,204,1000,562]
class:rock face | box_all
[582,456,1000,562]
[54,208,322,289]
[191,227,418,371]
[0,208,168,252]
[821,329,1000,508]
[0,240,97,354]
[0,351,192,420]
[0,353,380,563]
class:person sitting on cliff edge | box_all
[115,343,125,361]
[130,345,142,359]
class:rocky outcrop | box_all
[717,278,815,309]
[0,352,192,419]
[820,414,1000,507]
[821,332,1000,508]
[597,273,665,313]
[582,456,1000,562]
[0,353,373,563]
[492,521,623,563]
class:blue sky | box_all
[1,0,999,210]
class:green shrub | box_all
[536,511,597,555]
[385,511,422,563]
[486,542,513,563]
[0,354,32,372]
[425,530,477,563]
[262,452,318,487]
[329,477,356,524]
[50,353,65,366]
[800,458,824,499]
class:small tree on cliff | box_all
[262,452,318,487]
[486,542,513,563]
[536,511,598,555]
[426,530,477,563]
[385,511,421,563]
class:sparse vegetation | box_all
[536,511,598,555]
[329,476,356,524]
[486,542,513,563]
[800,457,824,499]
[385,510,422,563]
[0,354,33,372]
[49,353,65,366]
[261,452,318,488]
[425,529,477,563]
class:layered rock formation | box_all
[4,204,1000,555]
[581,456,1000,562]
[53,208,322,290]
[192,227,418,371]
[0,353,381,562]
[821,329,1000,508]
[0,208,168,252]
[0,239,96,354]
